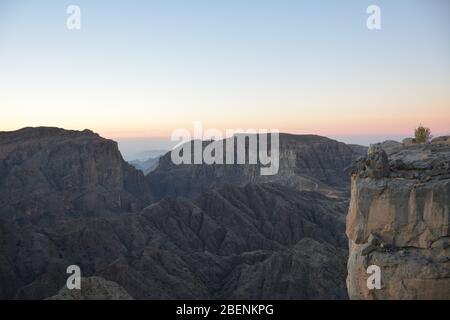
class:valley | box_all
[0,127,448,300]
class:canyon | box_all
[0,127,448,299]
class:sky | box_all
[0,0,449,157]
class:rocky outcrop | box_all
[378,140,402,156]
[0,127,151,225]
[46,277,133,300]
[346,140,450,299]
[402,138,416,146]
[147,134,363,200]
[431,136,450,145]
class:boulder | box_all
[402,138,416,146]
[431,136,450,145]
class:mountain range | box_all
[0,127,364,299]
[0,127,448,300]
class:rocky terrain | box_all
[3,127,448,300]
[0,127,357,300]
[0,128,355,299]
[346,139,450,299]
[0,127,152,225]
[0,182,348,299]
[147,134,365,200]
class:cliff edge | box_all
[0,127,151,224]
[346,139,450,299]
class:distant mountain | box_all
[124,149,169,161]
[129,156,160,175]
[347,144,368,156]
[133,149,168,161]
[147,134,363,200]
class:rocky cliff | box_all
[0,127,151,225]
[147,134,364,200]
[346,141,450,299]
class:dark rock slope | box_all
[0,183,348,299]
[0,127,151,225]
[147,134,363,200]
[0,127,354,299]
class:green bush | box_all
[414,125,432,143]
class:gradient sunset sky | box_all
[0,0,449,152]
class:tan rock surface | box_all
[346,141,450,299]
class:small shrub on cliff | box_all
[414,125,432,143]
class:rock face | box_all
[346,140,450,299]
[147,134,363,200]
[0,127,151,225]
[47,277,133,300]
[378,140,402,156]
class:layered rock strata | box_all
[346,141,450,299]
